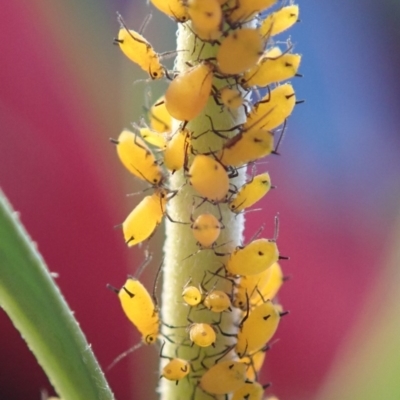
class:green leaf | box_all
[0,189,114,400]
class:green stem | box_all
[159,22,248,400]
[0,189,114,400]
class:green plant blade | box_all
[0,189,114,400]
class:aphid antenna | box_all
[138,12,153,35]
[151,257,164,307]
[133,250,153,280]
[107,341,143,371]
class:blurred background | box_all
[1,1,400,399]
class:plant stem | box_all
[159,22,247,400]
[0,189,114,400]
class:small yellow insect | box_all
[239,348,267,381]
[111,130,165,186]
[182,284,203,307]
[164,62,214,121]
[203,290,232,312]
[186,0,223,41]
[241,48,302,89]
[137,123,169,149]
[244,83,296,131]
[188,154,230,202]
[199,360,248,395]
[214,86,247,113]
[107,275,159,345]
[259,5,300,38]
[122,189,168,247]
[229,172,272,213]
[231,381,270,400]
[191,210,224,249]
[226,238,279,276]
[217,29,264,75]
[150,0,190,22]
[149,95,172,133]
[234,262,283,310]
[235,300,282,358]
[114,14,165,80]
[188,322,217,347]
[217,129,274,168]
[159,342,191,385]
[163,127,192,173]
[226,0,277,24]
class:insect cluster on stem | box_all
[109,0,301,399]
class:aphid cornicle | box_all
[229,172,272,213]
[115,14,165,80]
[111,130,164,186]
[164,62,214,121]
[200,361,248,395]
[122,189,167,247]
[244,83,296,131]
[217,28,264,75]
[235,300,282,358]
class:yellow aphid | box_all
[226,0,277,23]
[232,381,267,400]
[182,285,203,306]
[164,128,191,173]
[244,83,296,131]
[139,126,168,149]
[234,263,283,310]
[241,50,302,89]
[260,5,300,38]
[239,350,267,381]
[165,62,214,121]
[191,213,222,248]
[188,155,230,202]
[115,16,165,80]
[149,96,172,133]
[226,238,279,276]
[236,300,281,357]
[229,172,272,213]
[122,190,167,247]
[203,290,231,312]
[217,29,264,75]
[150,0,189,22]
[218,86,245,111]
[217,129,274,168]
[200,361,248,395]
[112,277,159,345]
[188,323,216,347]
[161,358,191,383]
[112,130,164,185]
[186,0,223,37]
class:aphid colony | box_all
[109,0,300,399]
